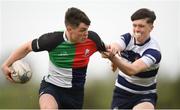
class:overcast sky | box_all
[0,0,180,83]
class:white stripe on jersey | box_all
[44,61,73,88]
[119,72,157,87]
[36,38,40,50]
[115,80,157,94]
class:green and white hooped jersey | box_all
[32,31,106,88]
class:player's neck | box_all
[65,31,76,43]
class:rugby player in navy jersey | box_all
[103,8,161,109]
[1,7,106,109]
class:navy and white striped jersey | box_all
[115,33,161,94]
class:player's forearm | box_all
[109,55,138,76]
[2,41,32,67]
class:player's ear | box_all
[67,25,72,32]
[152,25,154,30]
[149,24,154,32]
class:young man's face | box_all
[132,18,153,43]
[68,23,89,43]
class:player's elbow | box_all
[23,41,33,53]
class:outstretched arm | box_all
[108,54,148,76]
[1,40,33,81]
[103,42,124,72]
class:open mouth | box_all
[134,32,142,37]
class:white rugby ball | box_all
[10,60,32,83]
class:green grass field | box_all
[0,78,180,109]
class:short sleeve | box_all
[116,33,132,50]
[141,49,161,67]
[88,31,106,52]
[32,32,64,52]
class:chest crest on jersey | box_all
[84,49,90,57]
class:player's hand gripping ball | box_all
[10,60,32,83]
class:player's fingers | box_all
[113,48,119,55]
[6,75,14,82]
[101,52,109,58]
[7,67,13,73]
[107,48,118,57]
[6,69,14,82]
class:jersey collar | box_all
[134,37,151,46]
[63,31,73,43]
[63,31,68,41]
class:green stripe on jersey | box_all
[49,42,75,68]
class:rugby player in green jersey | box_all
[1,7,107,109]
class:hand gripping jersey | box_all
[115,33,161,94]
[32,31,106,88]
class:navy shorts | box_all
[111,86,157,109]
[39,80,84,109]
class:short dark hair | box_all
[65,7,91,27]
[131,8,156,24]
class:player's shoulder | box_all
[87,30,101,42]
[39,31,64,42]
[120,33,133,46]
[148,37,161,51]
[121,33,132,37]
[87,30,106,51]
[120,33,134,41]
[32,31,65,51]
[42,31,64,37]
[88,30,99,38]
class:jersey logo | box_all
[84,49,90,57]
[58,51,68,56]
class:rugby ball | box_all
[10,60,32,83]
